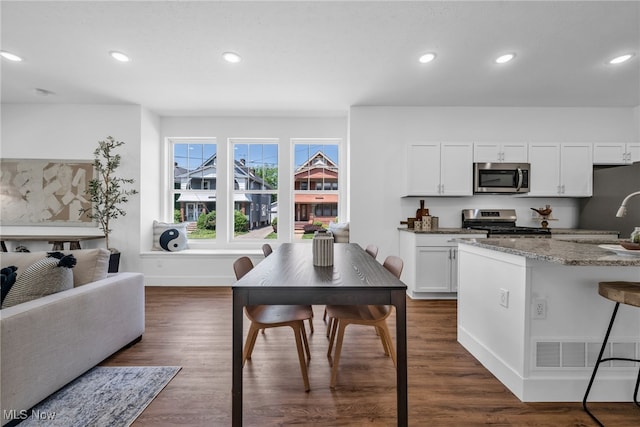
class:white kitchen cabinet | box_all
[474,142,528,163]
[593,142,640,165]
[399,231,486,299]
[527,142,592,197]
[405,142,473,196]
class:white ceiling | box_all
[1,1,639,117]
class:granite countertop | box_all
[398,227,487,235]
[458,238,640,266]
[549,228,620,235]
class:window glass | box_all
[293,141,340,239]
[232,141,278,240]
[171,140,217,239]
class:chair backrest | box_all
[262,243,273,257]
[365,244,378,259]
[383,255,403,279]
[233,256,254,280]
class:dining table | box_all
[232,242,409,426]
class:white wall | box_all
[349,106,638,262]
[1,104,144,272]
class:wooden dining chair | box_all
[325,255,403,388]
[365,244,379,259]
[324,244,379,334]
[233,256,314,391]
[261,243,273,257]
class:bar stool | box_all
[583,281,640,426]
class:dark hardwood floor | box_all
[102,287,639,426]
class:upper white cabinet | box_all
[406,142,473,196]
[473,142,528,163]
[593,142,640,165]
[527,143,592,197]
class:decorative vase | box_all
[416,199,429,220]
[312,230,334,266]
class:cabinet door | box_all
[415,246,453,292]
[528,143,561,196]
[406,143,441,195]
[628,143,640,163]
[474,143,501,162]
[440,142,473,195]
[593,143,627,165]
[560,143,592,197]
[501,143,528,163]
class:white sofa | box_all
[0,250,144,426]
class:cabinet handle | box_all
[452,249,456,260]
[562,184,565,194]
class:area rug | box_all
[19,366,181,427]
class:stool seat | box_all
[598,281,640,307]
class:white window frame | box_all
[229,138,280,243]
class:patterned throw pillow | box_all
[1,266,18,305]
[1,253,76,309]
[152,220,188,252]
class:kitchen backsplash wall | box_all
[399,196,579,229]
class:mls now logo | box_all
[3,409,56,421]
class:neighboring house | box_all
[294,151,338,225]
[174,155,272,229]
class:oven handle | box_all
[516,168,524,192]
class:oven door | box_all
[474,163,530,194]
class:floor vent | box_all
[535,341,639,369]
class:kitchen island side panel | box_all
[457,243,640,402]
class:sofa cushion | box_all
[328,221,350,243]
[152,220,188,251]
[1,253,76,308]
[0,248,110,287]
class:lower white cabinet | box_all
[399,231,486,299]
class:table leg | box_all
[1,241,7,252]
[69,241,81,250]
[232,289,247,426]
[392,289,408,426]
[50,241,65,251]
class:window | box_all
[170,139,217,239]
[293,140,340,238]
[232,140,278,240]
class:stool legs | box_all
[583,302,640,426]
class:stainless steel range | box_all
[462,209,551,238]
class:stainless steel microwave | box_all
[473,163,530,194]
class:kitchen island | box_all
[457,238,640,402]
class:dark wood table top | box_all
[233,242,407,290]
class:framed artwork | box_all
[0,159,95,225]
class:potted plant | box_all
[80,136,138,272]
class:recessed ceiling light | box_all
[609,53,634,65]
[495,53,516,64]
[1,50,23,62]
[109,51,130,62]
[222,52,241,63]
[418,53,436,64]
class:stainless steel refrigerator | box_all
[578,162,640,239]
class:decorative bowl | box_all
[620,241,640,251]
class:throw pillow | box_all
[1,252,76,309]
[328,221,350,243]
[152,220,188,251]
[1,266,18,305]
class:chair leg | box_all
[378,321,397,368]
[308,317,314,334]
[300,320,311,362]
[243,324,261,367]
[327,317,339,360]
[376,325,390,356]
[330,320,349,389]
[583,302,620,427]
[292,323,311,391]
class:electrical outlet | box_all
[533,298,547,319]
[499,288,509,308]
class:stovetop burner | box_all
[462,208,551,237]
